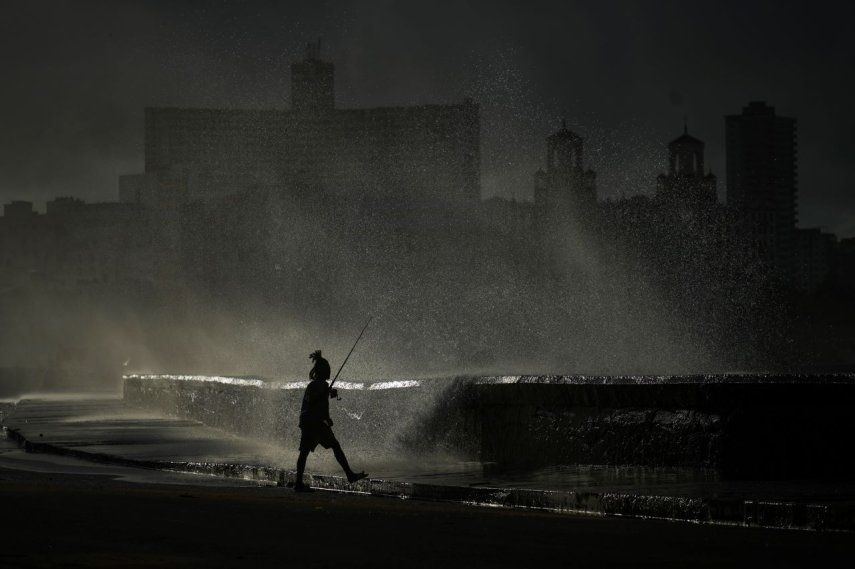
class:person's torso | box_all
[299,379,330,426]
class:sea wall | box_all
[123,373,855,479]
[122,374,477,458]
[472,376,855,478]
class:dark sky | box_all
[2,0,854,237]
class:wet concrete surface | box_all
[2,397,279,464]
[3,466,853,569]
[5,397,855,498]
[0,436,264,487]
[1,396,480,482]
[4,396,855,530]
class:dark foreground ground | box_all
[2,466,854,569]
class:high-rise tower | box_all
[726,101,797,274]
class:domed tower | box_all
[534,120,597,216]
[656,124,717,212]
[668,124,705,176]
[291,39,335,114]
[547,119,584,172]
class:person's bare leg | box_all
[331,442,353,476]
[332,442,367,482]
[295,450,310,490]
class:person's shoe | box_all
[294,482,314,493]
[347,471,368,483]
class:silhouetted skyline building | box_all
[835,237,855,290]
[0,201,45,277]
[726,101,798,275]
[122,43,481,215]
[479,195,534,238]
[794,227,836,293]
[3,201,37,221]
[534,120,597,220]
[0,197,154,286]
[5,83,850,300]
[291,39,335,114]
[656,125,717,216]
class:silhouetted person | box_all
[293,350,367,492]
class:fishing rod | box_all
[330,316,373,392]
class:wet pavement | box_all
[0,436,264,487]
[0,396,481,482]
[2,397,284,467]
[5,466,853,569]
[5,396,855,500]
[4,396,855,530]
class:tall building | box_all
[533,120,597,219]
[3,200,40,222]
[656,125,717,215]
[725,101,797,275]
[794,227,836,292]
[0,201,43,276]
[125,42,481,215]
[0,198,154,286]
[291,39,334,114]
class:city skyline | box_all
[3,6,855,564]
[2,1,854,237]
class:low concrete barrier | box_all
[473,375,855,478]
[123,374,477,458]
[124,373,855,479]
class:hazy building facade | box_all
[290,39,335,114]
[0,198,155,287]
[479,196,535,237]
[726,101,798,275]
[794,227,836,292]
[128,42,481,215]
[0,201,46,276]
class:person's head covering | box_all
[309,350,322,361]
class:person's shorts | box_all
[299,423,338,453]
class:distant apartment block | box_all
[795,227,836,292]
[125,41,481,213]
[726,101,798,275]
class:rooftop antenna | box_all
[683,115,688,135]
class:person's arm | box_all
[323,360,337,398]
[323,384,333,425]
